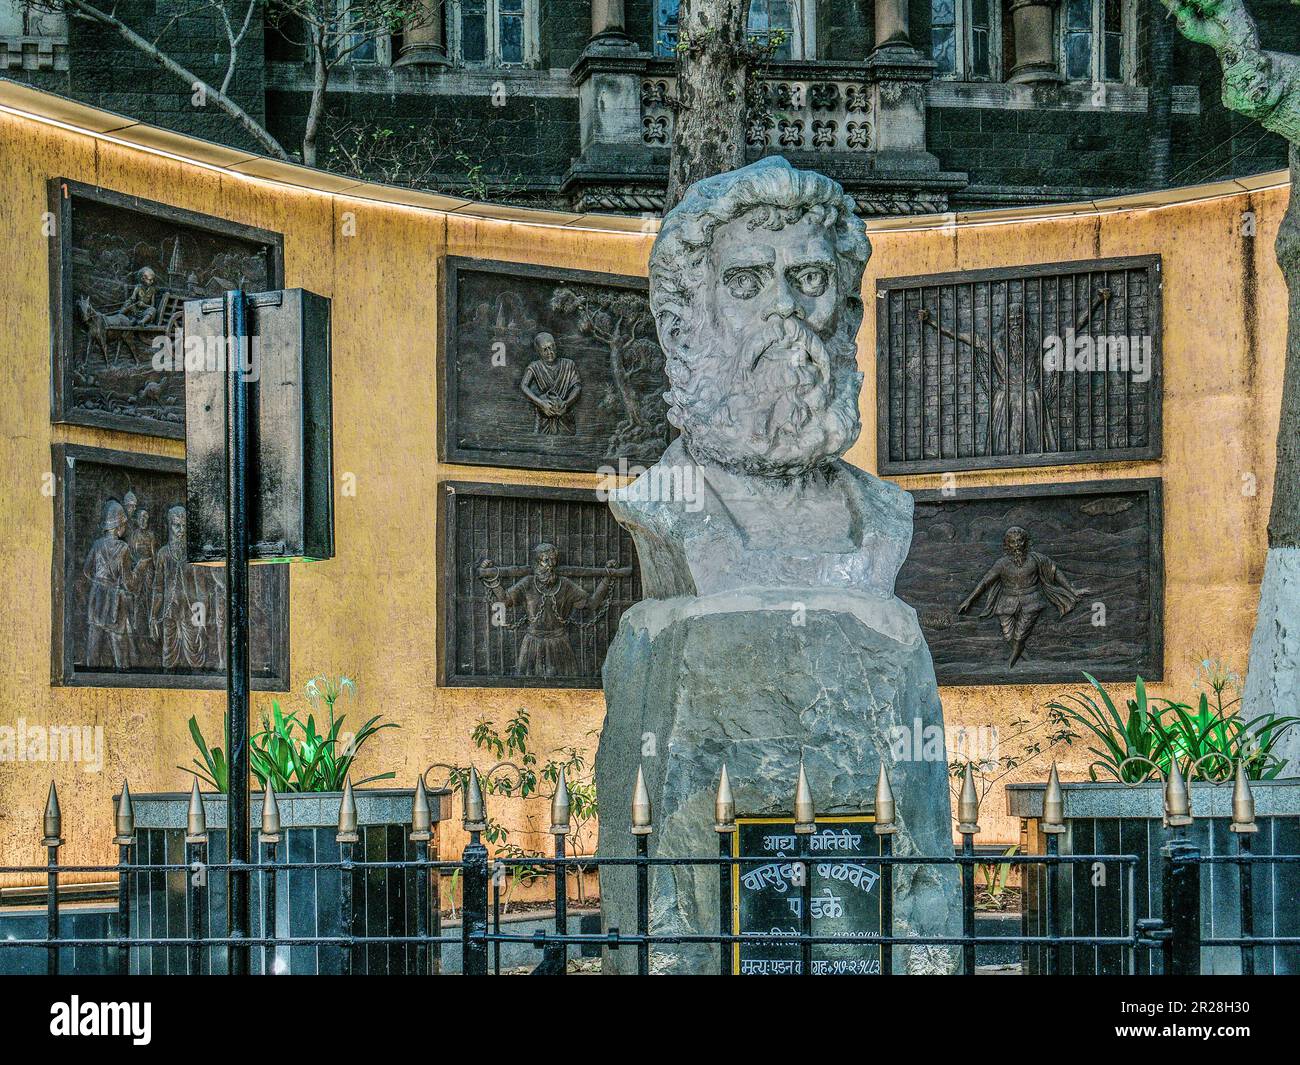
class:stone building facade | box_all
[2,0,1296,214]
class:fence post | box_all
[186,780,209,975]
[1161,759,1199,975]
[41,783,63,977]
[461,768,490,976]
[1041,763,1067,976]
[113,780,136,977]
[548,769,572,975]
[411,778,434,976]
[874,767,896,977]
[337,779,360,977]
[259,784,282,976]
[1231,761,1258,976]
[793,761,815,977]
[957,763,980,977]
[715,765,735,977]
[631,764,652,977]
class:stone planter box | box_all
[1008,780,1300,974]
[127,787,450,975]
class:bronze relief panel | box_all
[896,479,1163,686]
[52,445,289,690]
[876,257,1162,474]
[439,481,641,688]
[439,257,672,473]
[49,179,284,439]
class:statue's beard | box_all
[672,316,862,476]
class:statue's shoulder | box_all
[830,458,913,535]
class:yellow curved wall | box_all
[0,101,1291,884]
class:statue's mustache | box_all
[742,315,831,381]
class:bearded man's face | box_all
[676,211,862,475]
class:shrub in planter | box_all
[125,676,446,974]
[1014,668,1300,974]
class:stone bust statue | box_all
[598,158,958,975]
[611,156,912,599]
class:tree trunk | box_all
[663,0,753,212]
[302,31,330,168]
[1245,148,1300,772]
[1269,144,1300,549]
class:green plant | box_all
[181,675,398,793]
[438,709,599,913]
[1046,668,1299,783]
[976,846,1019,912]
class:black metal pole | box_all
[1046,833,1062,976]
[879,833,893,977]
[223,288,252,977]
[117,842,132,976]
[635,833,650,976]
[492,862,502,976]
[1238,833,1255,976]
[717,833,732,976]
[1162,838,1201,976]
[186,839,206,975]
[462,832,489,976]
[553,832,569,974]
[45,844,59,977]
[413,841,430,976]
[431,823,443,975]
[799,835,813,977]
[961,830,976,976]
[338,839,355,976]
[262,840,278,975]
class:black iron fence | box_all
[2,761,1296,976]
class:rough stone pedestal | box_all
[596,588,961,974]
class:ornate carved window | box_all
[451,0,536,66]
[1061,0,1135,84]
[930,0,999,80]
[653,0,815,61]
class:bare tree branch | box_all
[42,0,291,159]
[1161,0,1300,142]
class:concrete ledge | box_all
[126,787,451,829]
[1006,779,1300,820]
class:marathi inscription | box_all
[876,257,1162,473]
[897,479,1164,686]
[734,820,881,976]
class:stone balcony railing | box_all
[0,35,67,72]
[641,74,876,154]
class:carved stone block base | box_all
[596,589,961,974]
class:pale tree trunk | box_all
[302,28,330,168]
[663,0,753,212]
[1161,0,1300,771]
[1245,144,1300,770]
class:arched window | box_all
[654,0,816,61]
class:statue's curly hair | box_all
[648,158,870,437]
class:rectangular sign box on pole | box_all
[184,288,335,564]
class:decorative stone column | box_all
[865,0,938,172]
[395,0,449,67]
[872,0,913,54]
[589,0,634,52]
[1009,0,1062,83]
[566,0,652,211]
